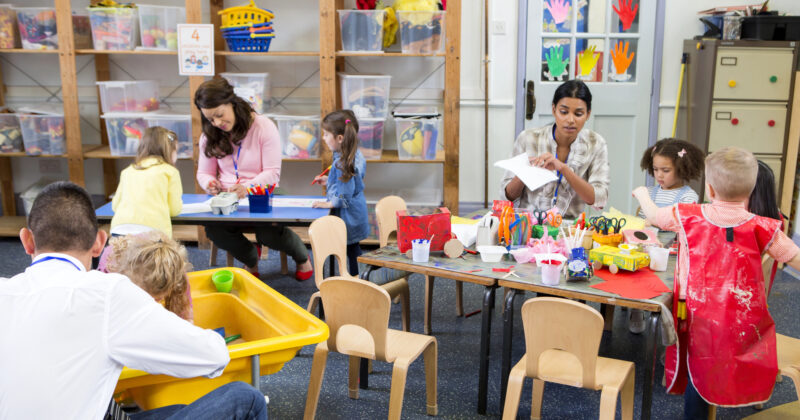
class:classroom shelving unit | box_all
[0,0,461,238]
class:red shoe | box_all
[295,269,313,281]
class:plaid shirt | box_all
[499,124,610,218]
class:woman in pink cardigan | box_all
[194,78,312,280]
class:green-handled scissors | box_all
[606,217,627,234]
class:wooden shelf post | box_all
[56,0,85,188]
[444,0,461,214]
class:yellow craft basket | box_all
[218,0,275,29]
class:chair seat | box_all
[517,349,634,391]
[330,325,435,363]
[778,334,800,371]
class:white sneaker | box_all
[629,309,646,334]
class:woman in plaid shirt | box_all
[500,80,610,218]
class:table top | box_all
[96,194,330,225]
[358,244,674,311]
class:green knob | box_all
[770,75,778,83]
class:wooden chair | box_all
[209,231,288,274]
[303,276,437,420]
[502,297,635,420]
[306,215,410,331]
[375,195,463,335]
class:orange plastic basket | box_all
[218,0,274,29]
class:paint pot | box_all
[212,269,234,293]
[648,246,669,272]
[412,239,431,263]
[541,260,562,286]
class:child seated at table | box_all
[105,230,193,321]
[633,146,800,419]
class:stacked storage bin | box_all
[340,73,391,159]
[220,72,271,114]
[88,4,138,51]
[137,4,186,50]
[17,103,66,156]
[393,106,442,161]
[219,1,275,52]
[0,110,22,153]
[97,80,160,156]
[265,110,321,159]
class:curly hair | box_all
[106,231,193,321]
[640,138,705,182]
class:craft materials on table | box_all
[411,238,432,262]
[589,244,650,274]
[88,4,138,51]
[15,7,58,50]
[589,215,626,247]
[246,184,274,213]
[590,267,670,300]
[397,207,451,253]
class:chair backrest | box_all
[309,216,351,288]
[319,276,392,361]
[375,195,407,247]
[521,297,604,389]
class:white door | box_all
[523,0,656,212]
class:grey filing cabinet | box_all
[678,40,798,199]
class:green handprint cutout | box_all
[545,45,569,79]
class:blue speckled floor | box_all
[2,237,798,419]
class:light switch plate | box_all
[492,20,506,35]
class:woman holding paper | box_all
[500,80,609,218]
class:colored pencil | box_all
[310,165,332,185]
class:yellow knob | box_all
[728,80,737,87]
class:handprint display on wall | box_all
[544,45,569,80]
[577,45,600,80]
[613,0,639,32]
[610,40,635,81]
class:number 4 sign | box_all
[177,24,214,76]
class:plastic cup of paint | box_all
[212,269,234,293]
[541,260,562,286]
[648,247,669,272]
[411,239,431,263]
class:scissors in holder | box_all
[590,217,609,235]
[606,217,626,234]
[532,209,548,225]
[546,210,563,228]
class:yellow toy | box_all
[400,124,424,156]
[393,0,439,11]
[589,245,650,274]
[382,6,398,47]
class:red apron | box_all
[665,204,781,406]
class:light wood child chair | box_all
[375,195,463,335]
[502,297,635,420]
[306,215,410,331]
[303,276,437,420]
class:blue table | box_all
[96,194,330,226]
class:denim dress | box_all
[327,150,369,244]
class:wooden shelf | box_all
[84,144,322,162]
[214,51,319,57]
[365,150,444,163]
[76,49,178,55]
[0,48,58,54]
[0,151,66,157]
[0,216,25,237]
[336,51,445,57]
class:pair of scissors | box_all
[589,216,609,235]
[606,217,627,234]
[546,210,563,228]
[532,209,547,225]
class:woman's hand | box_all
[228,184,248,199]
[313,175,328,186]
[531,153,566,172]
[312,201,333,209]
[206,179,222,195]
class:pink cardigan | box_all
[196,114,282,190]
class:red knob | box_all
[768,120,776,127]
[731,118,739,125]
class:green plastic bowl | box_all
[211,269,234,293]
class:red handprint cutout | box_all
[613,0,639,31]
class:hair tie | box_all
[345,119,351,124]
[677,148,686,158]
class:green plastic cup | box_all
[212,269,234,293]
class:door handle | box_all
[526,80,536,120]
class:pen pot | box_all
[248,192,272,213]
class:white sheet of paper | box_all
[494,153,558,191]
[180,202,212,214]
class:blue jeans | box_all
[130,382,267,420]
[684,380,709,420]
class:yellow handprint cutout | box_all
[610,40,635,81]
[577,45,600,79]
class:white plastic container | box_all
[137,4,184,50]
[266,113,320,159]
[14,7,58,50]
[0,113,22,153]
[540,261,562,285]
[477,245,508,263]
[338,9,385,52]
[398,11,445,54]
[357,117,384,159]
[88,7,138,51]
[220,72,271,114]
[339,73,391,119]
[18,103,65,156]
[648,246,669,272]
[395,116,443,160]
[411,239,431,262]
[102,112,148,156]
[143,112,192,158]
[97,80,160,113]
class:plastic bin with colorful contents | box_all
[0,112,22,153]
[338,9,385,52]
[398,10,445,54]
[137,4,184,50]
[266,112,320,159]
[0,5,16,48]
[88,5,138,51]
[103,111,192,158]
[220,72,270,114]
[394,107,442,160]
[358,117,385,159]
[18,103,65,156]
[97,80,160,113]
[339,73,391,119]
[14,7,57,50]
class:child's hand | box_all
[228,184,248,199]
[207,179,222,195]
[312,201,333,209]
[313,175,328,186]
[632,186,648,200]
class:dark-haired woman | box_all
[500,80,610,218]
[195,77,313,281]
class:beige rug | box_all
[743,402,800,419]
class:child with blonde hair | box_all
[633,146,800,419]
[106,230,193,321]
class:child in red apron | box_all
[634,147,800,419]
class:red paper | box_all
[590,267,670,300]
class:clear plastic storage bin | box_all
[18,104,66,156]
[338,9,385,52]
[339,73,391,119]
[398,11,445,54]
[395,115,442,160]
[267,113,320,159]
[220,72,270,114]
[0,5,17,49]
[97,80,160,113]
[358,117,384,159]
[14,7,58,50]
[0,112,22,153]
[89,7,138,50]
[143,112,192,158]
[138,4,184,50]
[102,113,148,156]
